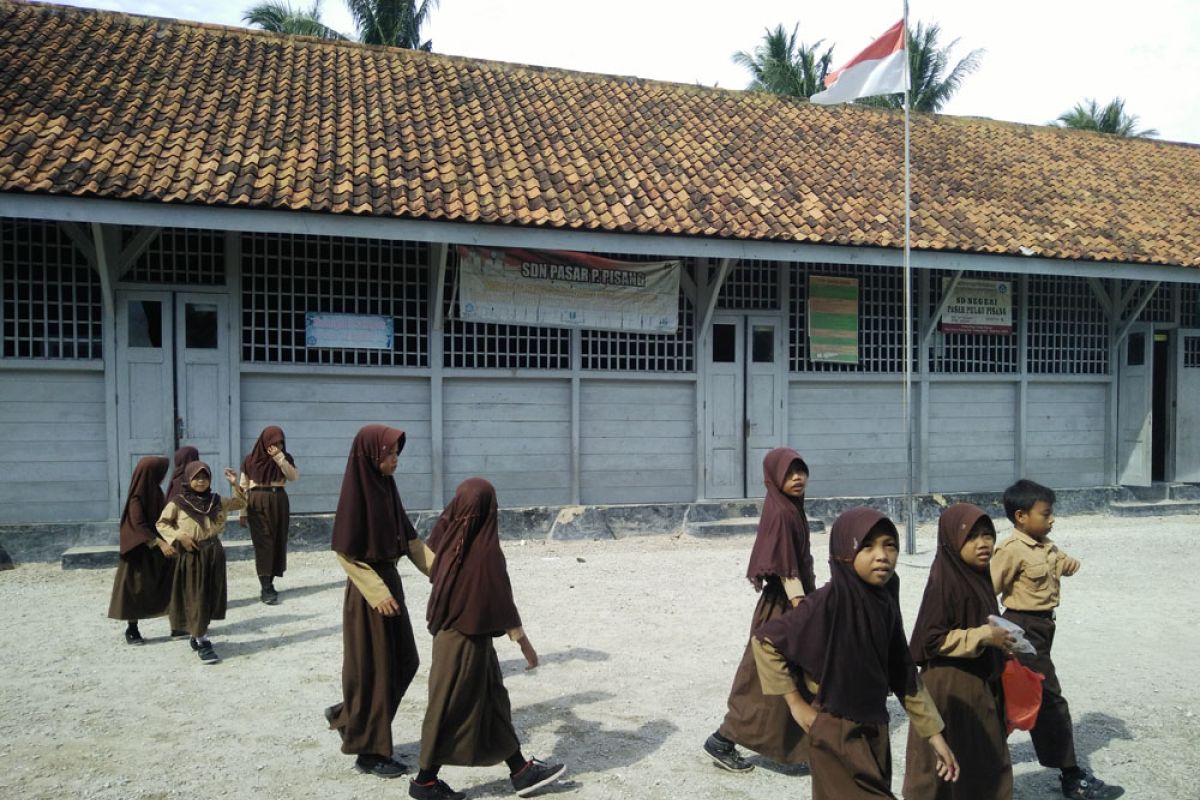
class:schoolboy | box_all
[991,479,1123,800]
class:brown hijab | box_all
[241,425,295,484]
[755,507,919,725]
[118,456,169,555]
[174,461,221,524]
[745,448,814,594]
[330,425,417,561]
[425,478,522,637]
[909,503,1004,679]
[165,446,199,503]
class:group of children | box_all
[106,426,299,663]
[704,448,1124,800]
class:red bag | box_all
[1001,656,1044,734]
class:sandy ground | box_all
[1,511,1197,800]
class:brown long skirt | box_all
[327,562,420,758]
[246,488,289,578]
[808,713,894,800]
[107,544,174,621]
[717,582,808,764]
[902,664,1012,800]
[167,539,227,636]
[419,628,520,770]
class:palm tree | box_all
[346,0,439,50]
[732,23,834,99]
[1052,98,1158,137]
[242,0,348,40]
[857,21,983,113]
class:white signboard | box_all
[305,313,393,349]
[939,278,1013,334]
[456,246,681,333]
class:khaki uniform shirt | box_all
[238,450,300,489]
[990,530,1070,612]
[156,485,248,544]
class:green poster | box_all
[808,275,859,364]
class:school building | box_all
[1,2,1198,529]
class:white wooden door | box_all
[115,290,175,499]
[174,293,232,476]
[745,316,786,498]
[705,317,744,498]
[1117,323,1153,486]
[1174,329,1200,482]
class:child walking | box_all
[410,478,565,800]
[107,455,175,644]
[156,461,246,664]
[903,503,1014,800]
[753,507,959,799]
[239,425,299,605]
[991,480,1123,799]
[703,447,814,772]
[326,425,435,779]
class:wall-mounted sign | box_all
[456,246,681,333]
[808,275,859,364]
[939,278,1013,334]
[305,313,393,350]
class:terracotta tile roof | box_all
[1,1,1198,268]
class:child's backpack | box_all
[1001,656,1044,734]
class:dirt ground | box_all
[1,511,1196,800]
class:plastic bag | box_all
[988,614,1037,655]
[1001,656,1044,734]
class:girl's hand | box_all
[519,635,539,670]
[223,467,238,485]
[157,540,176,558]
[986,624,1016,651]
[790,595,803,608]
[782,690,818,732]
[266,445,280,456]
[929,733,960,782]
[175,534,197,552]
[375,595,400,617]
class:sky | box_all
[48,0,1200,144]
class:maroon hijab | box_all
[755,507,919,725]
[909,503,1004,680]
[118,456,169,555]
[425,478,522,637]
[241,425,295,484]
[165,446,199,503]
[745,448,814,594]
[330,425,417,561]
[174,461,221,525]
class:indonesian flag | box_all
[810,20,908,105]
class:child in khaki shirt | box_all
[991,479,1122,800]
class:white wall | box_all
[927,383,1017,492]
[1025,381,1107,488]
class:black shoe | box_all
[511,759,566,797]
[261,587,280,605]
[703,733,754,773]
[408,778,466,799]
[124,628,145,645]
[188,637,201,651]
[355,754,406,779]
[196,641,220,664]
[1062,771,1124,799]
[170,629,189,639]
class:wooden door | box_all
[174,293,231,476]
[1174,329,1200,482]
[705,317,744,498]
[115,290,174,499]
[1117,323,1153,486]
[744,316,786,498]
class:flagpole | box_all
[902,0,916,555]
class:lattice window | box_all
[1,218,102,359]
[581,288,695,372]
[1028,276,1108,374]
[716,259,781,310]
[789,262,914,373]
[1129,281,1173,323]
[1181,284,1200,328]
[122,227,225,285]
[927,270,1019,374]
[242,233,427,366]
[1185,336,1200,369]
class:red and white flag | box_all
[811,20,908,105]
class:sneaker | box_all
[196,641,221,664]
[703,733,754,773]
[355,754,406,779]
[1062,771,1124,799]
[408,779,466,800]
[261,587,280,605]
[188,637,201,651]
[511,759,566,797]
[124,628,145,645]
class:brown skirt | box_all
[809,713,894,800]
[246,488,289,578]
[717,582,808,764]
[107,543,174,621]
[167,538,227,636]
[327,561,420,758]
[902,664,1012,800]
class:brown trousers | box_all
[246,488,289,578]
[328,562,420,758]
[809,713,894,799]
[1004,609,1077,770]
[717,581,809,764]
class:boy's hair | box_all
[1002,479,1057,523]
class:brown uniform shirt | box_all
[990,529,1070,612]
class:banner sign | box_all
[939,278,1013,334]
[305,312,393,350]
[808,275,859,364]
[456,246,681,333]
